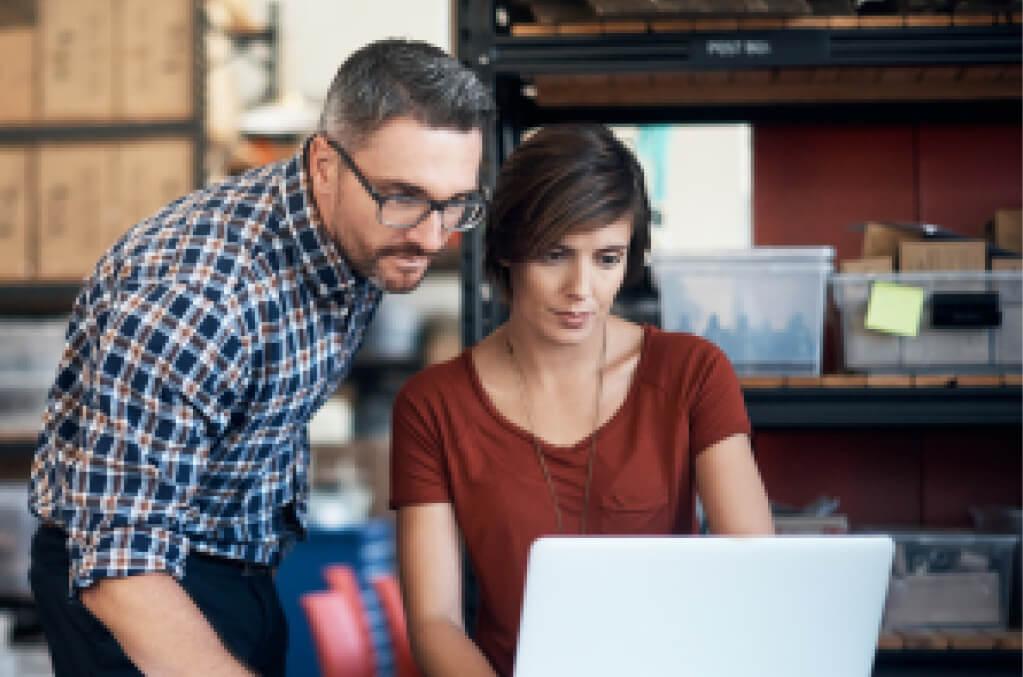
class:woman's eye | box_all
[598,252,624,266]
[540,249,567,263]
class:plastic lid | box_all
[651,246,835,264]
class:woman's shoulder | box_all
[640,324,729,367]
[396,350,475,407]
[636,325,736,392]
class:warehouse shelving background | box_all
[0,0,206,455]
[456,2,1022,675]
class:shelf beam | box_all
[486,25,1022,74]
[745,386,1023,428]
[0,121,201,145]
[0,283,80,316]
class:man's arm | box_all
[398,503,498,677]
[81,573,254,676]
[68,283,256,674]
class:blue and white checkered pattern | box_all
[29,141,382,593]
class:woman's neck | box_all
[501,314,608,390]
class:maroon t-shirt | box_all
[390,325,751,676]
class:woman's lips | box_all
[553,310,592,328]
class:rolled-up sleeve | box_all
[65,281,249,593]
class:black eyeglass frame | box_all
[321,134,487,233]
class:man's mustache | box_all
[375,245,436,260]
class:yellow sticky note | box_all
[865,282,925,337]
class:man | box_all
[28,38,492,676]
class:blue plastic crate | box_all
[275,518,397,677]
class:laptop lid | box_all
[514,536,893,677]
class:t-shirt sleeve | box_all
[687,343,751,455]
[389,381,452,509]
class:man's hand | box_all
[81,572,255,677]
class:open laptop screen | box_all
[514,535,893,677]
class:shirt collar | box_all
[277,136,382,303]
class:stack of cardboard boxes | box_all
[834,210,1023,375]
[0,0,195,281]
[842,210,1023,275]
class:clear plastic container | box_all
[0,483,37,600]
[0,319,68,387]
[652,247,834,375]
[0,386,49,433]
[877,531,1020,631]
[831,271,1023,374]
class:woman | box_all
[390,123,773,677]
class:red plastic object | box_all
[300,590,376,677]
[372,573,423,677]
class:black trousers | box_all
[29,525,288,677]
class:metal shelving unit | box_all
[874,647,1022,676]
[483,24,1022,73]
[457,1,1023,349]
[0,0,207,452]
[745,385,1023,428]
[0,0,205,296]
[455,7,1023,671]
[455,2,1023,426]
[0,0,208,195]
[0,282,81,316]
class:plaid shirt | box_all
[29,143,382,592]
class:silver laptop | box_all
[514,536,893,677]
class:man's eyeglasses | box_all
[322,135,487,233]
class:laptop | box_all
[514,535,893,677]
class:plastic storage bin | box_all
[0,319,68,387]
[652,248,834,375]
[0,387,49,432]
[879,531,1020,631]
[0,483,37,600]
[0,319,67,432]
[831,271,1023,374]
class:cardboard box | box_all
[899,240,987,272]
[116,138,193,243]
[840,256,893,274]
[40,0,114,120]
[0,0,36,26]
[0,28,35,123]
[862,222,923,262]
[37,144,119,280]
[0,148,30,279]
[992,258,1023,271]
[987,209,1022,255]
[117,0,193,120]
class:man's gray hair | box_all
[318,38,493,147]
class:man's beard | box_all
[327,207,438,293]
[366,244,437,293]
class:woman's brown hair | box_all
[484,123,651,300]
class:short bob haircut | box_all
[484,123,651,301]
